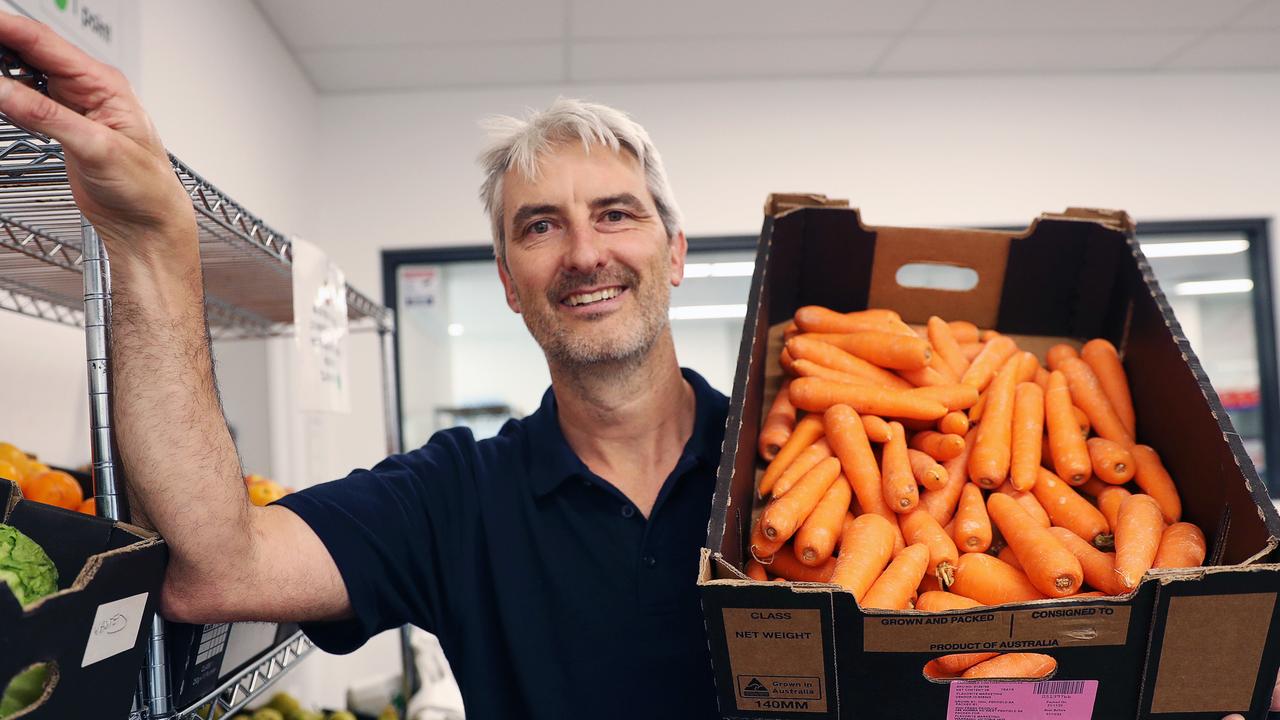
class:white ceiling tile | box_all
[571,0,931,39]
[917,0,1255,32]
[255,0,565,48]
[1229,0,1280,29]
[570,36,894,82]
[880,32,1197,74]
[1165,31,1280,68]
[299,43,564,93]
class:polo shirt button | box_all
[643,555,657,568]
[621,505,635,518]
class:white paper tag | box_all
[292,237,351,414]
[81,591,148,667]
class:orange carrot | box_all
[900,508,961,586]
[1073,406,1091,438]
[1035,366,1051,391]
[1114,494,1165,589]
[995,481,1051,528]
[960,342,984,361]
[921,428,977,526]
[923,660,956,680]
[1152,522,1207,569]
[793,306,906,335]
[987,492,1083,597]
[787,336,913,390]
[1096,486,1132,532]
[758,415,825,496]
[750,514,785,561]
[1078,477,1110,497]
[1082,338,1136,438]
[950,321,981,344]
[862,543,931,610]
[771,439,833,498]
[949,552,1046,604]
[918,570,943,595]
[1032,468,1111,548]
[908,449,949,492]
[1046,371,1092,484]
[1130,445,1182,523]
[831,513,897,601]
[939,411,970,436]
[1010,382,1045,492]
[997,545,1023,571]
[960,336,1018,392]
[929,347,960,384]
[800,331,933,371]
[825,405,905,552]
[745,559,770,581]
[1088,437,1136,485]
[981,330,1000,342]
[882,422,919,512]
[1061,358,1133,446]
[780,348,796,374]
[935,652,1001,675]
[968,389,988,423]
[963,653,1057,680]
[915,591,982,612]
[791,358,873,386]
[910,431,966,462]
[1016,351,1041,384]
[908,384,980,412]
[767,546,839,583]
[969,355,1021,488]
[794,474,853,566]
[952,483,993,553]
[1046,343,1079,371]
[758,382,797,462]
[1047,527,1127,595]
[862,415,893,443]
[762,456,842,542]
[929,316,971,379]
[899,366,949,387]
[790,377,949,420]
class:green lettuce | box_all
[0,524,58,607]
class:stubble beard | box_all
[517,250,672,373]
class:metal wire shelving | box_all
[0,48,406,720]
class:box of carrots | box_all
[699,198,1280,719]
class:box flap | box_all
[763,192,848,217]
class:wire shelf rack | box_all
[0,119,392,338]
[176,632,316,720]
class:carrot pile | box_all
[749,307,1208,678]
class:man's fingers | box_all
[0,11,103,79]
[1272,667,1280,710]
[0,77,108,156]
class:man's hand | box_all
[0,11,196,262]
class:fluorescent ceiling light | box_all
[447,323,464,336]
[683,261,755,278]
[669,304,747,321]
[1140,239,1250,258]
[1174,278,1253,296]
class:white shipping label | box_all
[81,591,148,667]
[292,237,351,414]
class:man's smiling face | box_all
[497,140,686,369]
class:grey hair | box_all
[478,97,683,266]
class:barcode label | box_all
[1035,680,1087,695]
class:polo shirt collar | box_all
[526,368,723,498]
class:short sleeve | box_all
[271,428,478,654]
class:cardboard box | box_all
[0,479,167,719]
[700,201,1280,719]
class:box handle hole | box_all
[895,263,979,292]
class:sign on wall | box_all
[3,0,138,83]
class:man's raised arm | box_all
[0,13,349,624]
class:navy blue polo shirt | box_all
[274,368,727,719]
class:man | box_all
[0,12,720,719]
[0,14,1276,720]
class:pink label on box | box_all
[947,680,1098,720]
